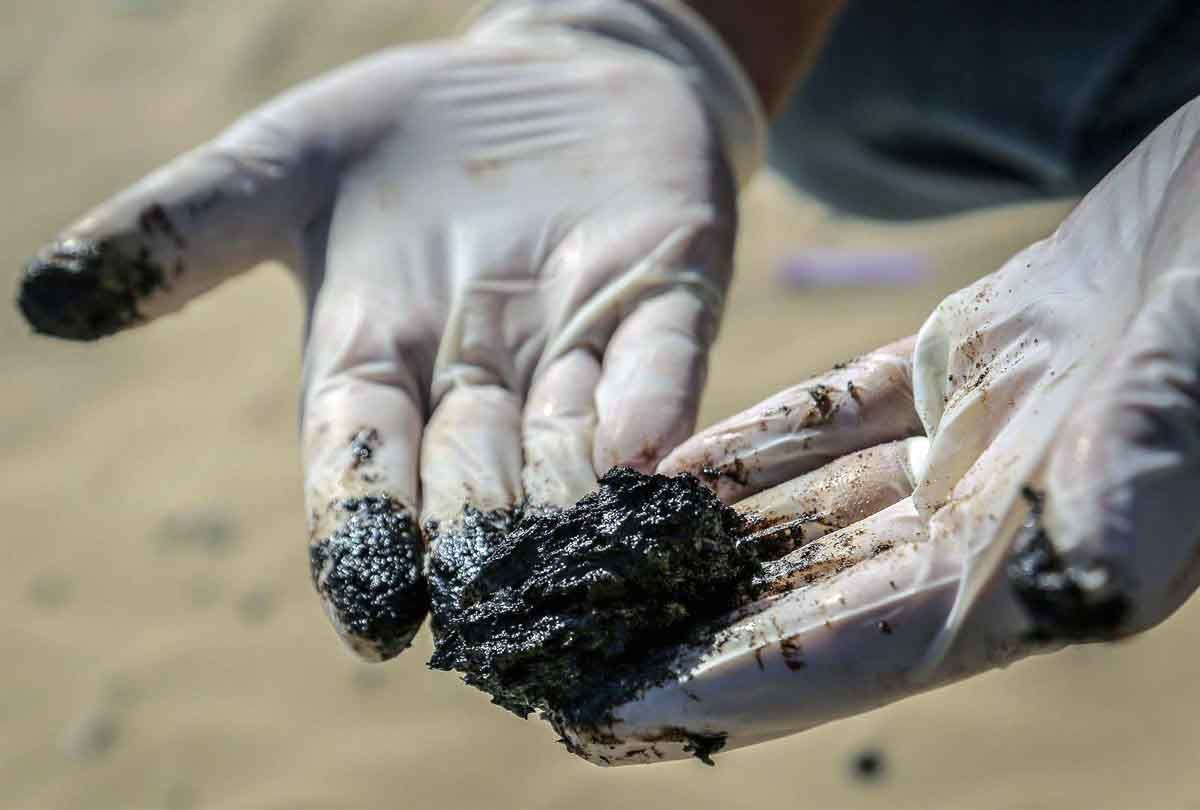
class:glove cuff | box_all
[468,0,766,187]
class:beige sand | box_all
[3,3,1198,808]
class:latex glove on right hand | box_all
[16,1,763,661]
[556,95,1200,765]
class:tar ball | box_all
[427,467,762,726]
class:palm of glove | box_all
[300,39,736,659]
[302,38,735,513]
[18,23,742,661]
[557,97,1200,765]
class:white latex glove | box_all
[16,0,763,661]
[557,96,1200,765]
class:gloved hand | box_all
[557,95,1200,765]
[16,0,763,661]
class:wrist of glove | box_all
[471,0,765,186]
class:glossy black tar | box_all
[1007,487,1129,641]
[18,237,167,341]
[427,467,761,727]
[850,748,886,783]
[310,496,428,659]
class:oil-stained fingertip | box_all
[1007,487,1130,642]
[309,495,429,661]
[18,238,164,341]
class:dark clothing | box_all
[770,0,1200,218]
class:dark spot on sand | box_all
[877,619,893,635]
[61,710,120,761]
[310,496,427,659]
[1008,487,1129,642]
[157,510,236,555]
[351,667,389,694]
[851,748,886,782]
[27,573,73,610]
[235,588,275,625]
[427,468,761,727]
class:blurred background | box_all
[2,2,1198,808]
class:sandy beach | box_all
[3,2,1199,808]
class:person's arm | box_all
[686,0,845,114]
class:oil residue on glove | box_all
[19,203,185,341]
[309,495,428,660]
[427,467,762,729]
[1007,487,1129,641]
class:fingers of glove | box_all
[302,292,429,662]
[304,380,427,662]
[737,437,929,560]
[421,383,525,528]
[1042,265,1200,638]
[1003,122,1200,641]
[557,498,1037,766]
[593,288,715,474]
[900,122,1200,650]
[659,336,922,502]
[522,349,601,509]
[14,43,449,342]
[421,384,526,635]
[18,107,337,342]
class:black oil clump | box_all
[1007,487,1129,642]
[427,467,761,727]
[19,238,166,341]
[850,748,886,783]
[310,496,428,659]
